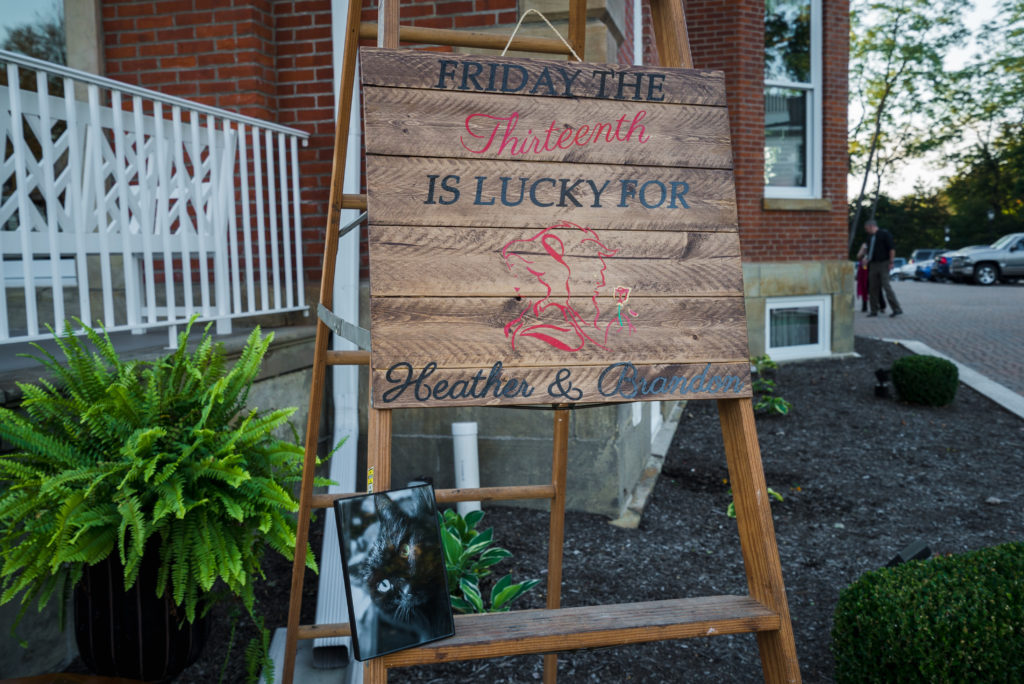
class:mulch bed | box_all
[165,336,1023,682]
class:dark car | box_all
[932,253,953,280]
[914,258,939,281]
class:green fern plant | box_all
[0,318,324,680]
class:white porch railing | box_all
[0,49,309,346]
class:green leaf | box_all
[489,574,513,608]
[492,578,541,612]
[463,527,495,557]
[475,546,512,568]
[464,509,485,530]
[440,525,464,566]
[450,596,474,614]
[459,575,484,613]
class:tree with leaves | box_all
[1,3,66,65]
[935,0,1024,243]
[847,0,969,250]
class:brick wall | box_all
[358,0,518,30]
[103,0,276,118]
[101,0,847,287]
[680,0,848,263]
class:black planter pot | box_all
[74,550,208,681]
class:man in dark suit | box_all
[865,219,903,318]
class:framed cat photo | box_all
[333,483,456,660]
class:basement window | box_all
[765,295,830,361]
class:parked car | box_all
[908,248,945,266]
[889,257,907,278]
[945,233,1024,285]
[891,260,917,281]
[933,246,986,281]
[914,258,939,281]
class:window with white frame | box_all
[764,0,821,199]
[765,296,831,360]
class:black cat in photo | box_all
[348,485,453,658]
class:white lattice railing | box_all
[1,49,309,346]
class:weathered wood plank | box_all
[370,360,751,408]
[296,595,779,655]
[369,226,742,297]
[369,295,747,367]
[380,596,778,666]
[360,48,727,106]
[363,86,732,168]
[365,158,738,230]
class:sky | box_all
[0,0,61,45]
[880,1,1002,198]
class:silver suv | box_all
[946,233,1024,285]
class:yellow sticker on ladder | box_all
[367,466,374,493]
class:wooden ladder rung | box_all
[358,23,573,55]
[311,484,556,509]
[324,349,370,366]
[293,596,779,663]
[341,193,367,210]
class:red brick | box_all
[104,18,137,32]
[277,14,313,28]
[196,24,237,38]
[161,55,199,69]
[136,14,176,30]
[118,57,160,72]
[117,2,156,18]
[154,0,195,12]
[436,1,474,15]
[106,46,138,60]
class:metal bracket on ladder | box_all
[316,303,370,351]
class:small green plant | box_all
[750,354,792,415]
[726,486,784,518]
[891,354,958,406]
[831,542,1024,683]
[0,318,325,681]
[438,508,539,613]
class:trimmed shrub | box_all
[831,542,1024,683]
[891,354,959,406]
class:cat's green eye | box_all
[377,579,392,592]
[400,543,411,558]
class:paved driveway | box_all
[855,279,1023,395]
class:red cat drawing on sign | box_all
[501,220,638,352]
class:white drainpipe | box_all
[309,0,363,673]
[451,422,482,516]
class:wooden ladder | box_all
[281,1,801,682]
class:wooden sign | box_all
[361,48,750,408]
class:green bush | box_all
[891,354,958,406]
[831,542,1024,683]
